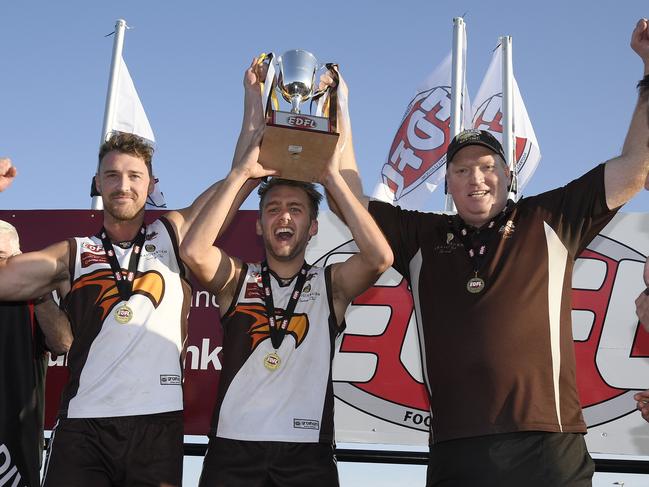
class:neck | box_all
[103,216,144,243]
[265,254,305,280]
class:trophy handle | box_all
[310,63,338,133]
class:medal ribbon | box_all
[450,202,513,282]
[260,261,311,350]
[99,226,146,302]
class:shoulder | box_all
[158,211,183,242]
[368,200,444,226]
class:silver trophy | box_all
[258,49,339,182]
[276,50,323,114]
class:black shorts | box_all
[42,411,184,487]
[199,437,339,487]
[426,431,594,487]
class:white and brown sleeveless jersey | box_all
[212,263,342,443]
[60,218,191,418]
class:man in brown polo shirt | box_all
[333,18,649,486]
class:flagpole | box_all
[446,17,466,212]
[92,18,128,210]
[500,35,515,200]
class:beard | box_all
[103,193,146,222]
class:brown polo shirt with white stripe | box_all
[369,164,618,443]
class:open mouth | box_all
[468,190,489,198]
[274,227,295,242]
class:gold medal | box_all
[466,277,485,294]
[114,304,134,324]
[263,351,281,371]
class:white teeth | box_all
[469,190,488,197]
[274,227,294,236]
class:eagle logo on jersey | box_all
[69,268,165,321]
[233,304,309,352]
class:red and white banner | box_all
[471,46,541,194]
[372,51,471,210]
[4,210,648,456]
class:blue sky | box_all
[4,1,649,485]
[2,1,649,213]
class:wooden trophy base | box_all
[259,122,339,183]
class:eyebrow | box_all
[102,169,146,175]
[264,198,305,208]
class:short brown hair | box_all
[258,178,322,221]
[98,132,154,175]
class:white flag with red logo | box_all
[111,56,166,208]
[471,46,541,194]
[371,51,471,210]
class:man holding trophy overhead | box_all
[180,53,392,486]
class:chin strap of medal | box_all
[99,225,147,303]
[260,260,311,370]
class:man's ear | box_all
[506,166,518,194]
[308,218,318,240]
[255,218,263,237]
[94,174,102,195]
[147,175,155,196]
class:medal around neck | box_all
[114,304,134,324]
[263,351,281,371]
[466,276,485,294]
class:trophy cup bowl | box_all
[277,50,319,113]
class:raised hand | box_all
[631,18,649,70]
[318,66,350,132]
[244,55,269,93]
[234,127,276,181]
[0,158,17,192]
[634,389,649,423]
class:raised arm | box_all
[321,145,393,327]
[605,18,649,209]
[167,57,269,243]
[0,240,70,301]
[179,131,275,313]
[319,69,369,222]
[0,162,70,301]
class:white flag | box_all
[471,46,541,195]
[111,56,166,208]
[372,50,471,210]
[112,56,155,142]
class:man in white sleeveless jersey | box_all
[0,134,233,486]
[180,63,393,486]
